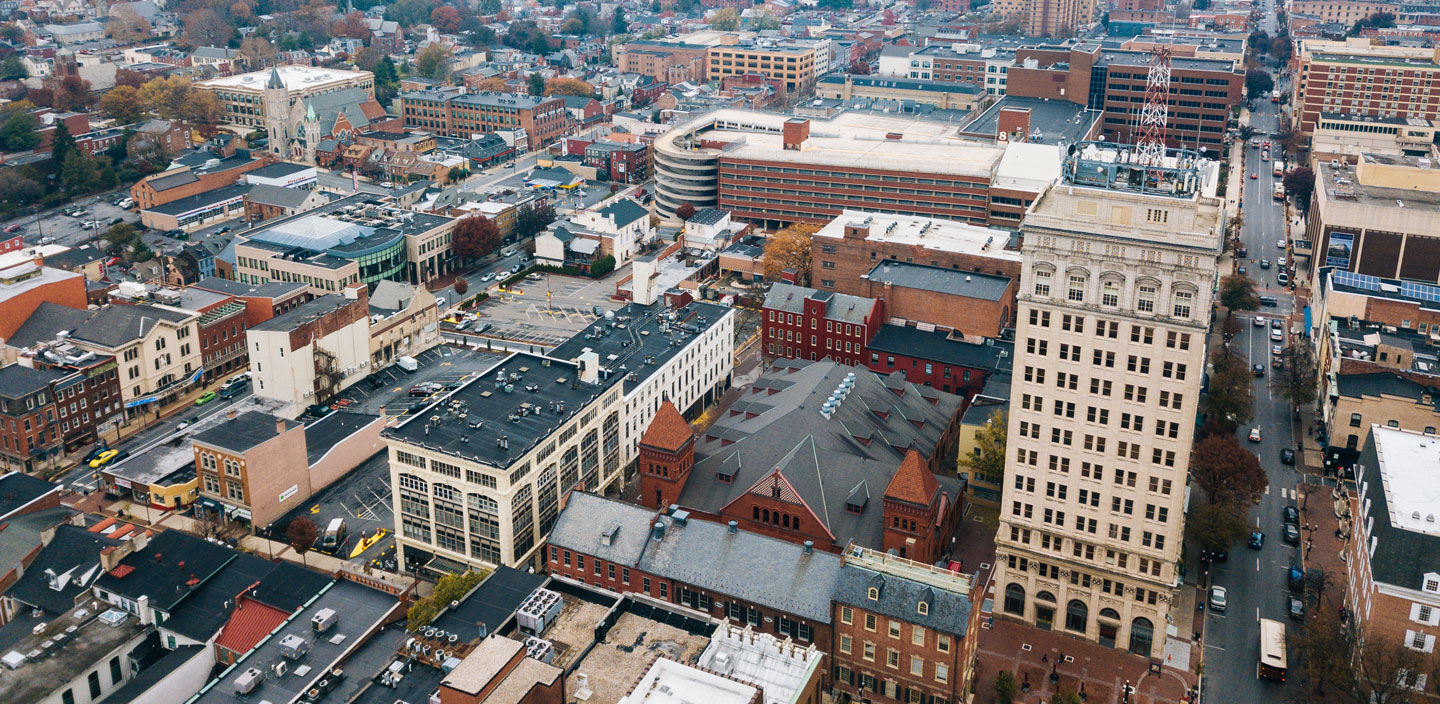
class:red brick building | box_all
[762,282,885,365]
[171,288,250,384]
[398,89,571,148]
[27,346,123,450]
[0,365,64,474]
[0,265,88,343]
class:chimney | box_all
[782,118,810,151]
[803,540,814,554]
[652,521,666,541]
[226,409,237,421]
[997,107,1032,143]
[727,520,738,534]
[276,417,286,434]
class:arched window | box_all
[782,514,790,529]
[1130,617,1155,656]
[761,508,770,523]
[1065,599,1089,633]
[1036,590,1057,604]
[1004,583,1026,615]
[1172,286,1196,319]
[1066,272,1088,302]
[1100,274,1124,307]
[752,506,760,520]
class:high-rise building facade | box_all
[992,143,1223,659]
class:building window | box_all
[1173,290,1193,319]
[917,601,929,616]
[1034,269,1051,297]
[1137,284,1156,313]
[868,587,879,601]
[1067,274,1087,302]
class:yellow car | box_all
[89,449,118,468]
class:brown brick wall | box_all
[812,233,1021,303]
[857,278,1015,339]
[830,602,967,703]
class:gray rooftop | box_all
[245,183,316,209]
[193,276,308,300]
[304,411,380,466]
[866,325,1013,373]
[8,301,98,348]
[72,305,196,349]
[146,183,251,216]
[0,364,67,399]
[832,562,974,635]
[382,352,611,469]
[865,260,1012,302]
[0,601,148,704]
[191,411,299,454]
[549,301,732,395]
[549,493,842,623]
[763,282,875,325]
[251,295,354,332]
[959,95,1102,145]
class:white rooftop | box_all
[616,657,760,704]
[197,65,370,91]
[993,141,1064,192]
[1374,425,1440,537]
[695,624,822,704]
[0,244,70,270]
[813,209,1019,260]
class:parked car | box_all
[1271,318,1283,330]
[109,217,124,225]
[1250,531,1266,549]
[1272,344,1284,357]
[195,391,217,405]
[1277,239,1286,249]
[1284,506,1300,523]
[1278,272,1290,286]
[1238,265,1247,275]
[1288,596,1306,621]
[1288,566,1305,591]
[480,272,496,282]
[305,404,332,418]
[1249,427,1263,442]
[527,272,543,281]
[3,223,20,233]
[1209,586,1227,612]
[1280,448,1296,465]
[1270,328,1284,342]
[1253,315,1265,327]
[1283,523,1301,545]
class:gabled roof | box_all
[597,198,649,228]
[70,304,194,349]
[214,597,292,655]
[304,87,381,135]
[639,401,692,451]
[6,523,115,615]
[832,562,973,635]
[92,530,237,612]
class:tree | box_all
[993,671,1017,704]
[561,17,585,34]
[60,151,100,193]
[0,56,24,81]
[515,203,555,238]
[182,9,234,48]
[50,121,77,167]
[183,90,225,133]
[53,75,93,112]
[524,72,545,96]
[105,223,139,249]
[591,254,615,277]
[336,11,371,39]
[452,216,502,262]
[100,85,145,124]
[0,112,39,151]
[406,570,488,630]
[1187,503,1251,554]
[239,36,277,71]
[1285,167,1316,212]
[374,55,399,86]
[544,77,593,97]
[138,76,197,121]
[286,517,319,566]
[752,8,781,30]
[762,222,818,284]
[392,0,440,27]
[472,77,511,92]
[431,5,462,32]
[1050,691,1083,704]
[1291,610,1439,704]
[1275,342,1319,409]
[958,409,1007,487]
[675,202,695,221]
[0,23,22,44]
[1190,434,1269,507]
[710,7,740,30]
[108,5,153,42]
[1203,349,1254,433]
[612,7,629,34]
[415,44,452,81]
[1219,274,1260,313]
[1246,68,1275,100]
[454,277,469,296]
[0,168,42,202]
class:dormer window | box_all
[867,587,879,601]
[917,601,929,616]
[1426,573,1440,593]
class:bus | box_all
[1273,182,1286,201]
[1259,618,1288,681]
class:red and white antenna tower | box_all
[1135,47,1172,168]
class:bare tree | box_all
[1292,610,1438,704]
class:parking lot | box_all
[339,344,508,416]
[12,193,141,248]
[273,451,395,568]
[467,272,626,347]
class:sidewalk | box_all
[44,380,225,484]
[1297,481,1350,615]
[973,618,1198,704]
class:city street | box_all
[1199,53,1309,700]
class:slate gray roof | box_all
[866,325,1013,371]
[191,411,298,454]
[70,304,194,349]
[1337,372,1435,402]
[246,162,312,180]
[549,493,841,623]
[303,411,379,466]
[687,207,727,226]
[92,530,237,611]
[597,198,648,228]
[865,260,1012,302]
[1356,431,1440,590]
[546,491,656,567]
[764,282,875,325]
[0,364,67,399]
[8,524,120,615]
[832,563,974,635]
[146,169,199,192]
[10,302,95,348]
[678,360,964,552]
[192,276,307,300]
[246,183,315,209]
[304,87,379,134]
[251,295,353,332]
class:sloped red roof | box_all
[639,401,693,451]
[884,450,940,506]
[215,597,291,656]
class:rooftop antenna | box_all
[1136,47,1172,180]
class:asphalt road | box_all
[1200,84,1308,701]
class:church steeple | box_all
[266,67,284,90]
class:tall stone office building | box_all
[993,144,1224,659]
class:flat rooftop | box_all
[662,109,1007,179]
[193,578,398,704]
[1317,159,1440,208]
[382,352,612,469]
[198,65,371,90]
[235,194,452,254]
[815,209,1018,259]
[960,95,1102,147]
[1372,425,1440,537]
[617,658,760,704]
[549,301,732,396]
[0,606,148,704]
[865,260,1011,301]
